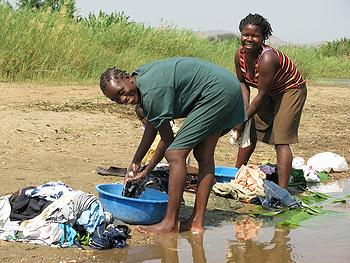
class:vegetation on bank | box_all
[0,2,349,84]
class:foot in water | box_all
[137,222,178,234]
[179,219,204,234]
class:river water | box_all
[94,179,350,263]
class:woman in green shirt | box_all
[99,57,246,234]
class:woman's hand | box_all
[125,163,149,183]
[125,163,141,182]
[127,170,148,183]
[233,123,245,140]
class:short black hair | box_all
[99,68,129,93]
[239,13,273,41]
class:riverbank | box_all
[0,82,349,262]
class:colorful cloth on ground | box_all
[10,186,52,221]
[1,182,131,249]
[24,181,73,202]
[1,190,104,246]
[89,222,129,249]
[212,165,266,202]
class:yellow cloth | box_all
[141,134,161,165]
[141,123,179,166]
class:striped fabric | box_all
[239,44,306,95]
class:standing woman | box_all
[234,13,307,188]
[100,57,246,233]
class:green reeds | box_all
[0,5,349,84]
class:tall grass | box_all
[312,38,350,79]
[0,6,238,83]
[0,5,349,84]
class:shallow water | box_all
[94,179,350,263]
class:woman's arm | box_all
[127,121,157,178]
[127,120,174,181]
[141,120,174,175]
[234,49,250,134]
[234,48,251,110]
[246,50,278,119]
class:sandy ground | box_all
[0,82,349,262]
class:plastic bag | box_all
[307,152,349,172]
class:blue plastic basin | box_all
[214,166,239,183]
[96,184,168,225]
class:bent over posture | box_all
[100,57,245,234]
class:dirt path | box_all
[0,82,349,262]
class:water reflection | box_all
[119,235,179,263]
[115,219,293,263]
[184,232,207,263]
[118,232,207,263]
[227,217,293,263]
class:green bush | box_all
[319,38,350,57]
[0,4,349,83]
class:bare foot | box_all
[179,220,204,233]
[136,222,178,235]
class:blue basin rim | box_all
[215,166,239,176]
[96,184,168,204]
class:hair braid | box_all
[99,68,129,93]
[239,13,273,41]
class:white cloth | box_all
[307,152,349,172]
[292,156,320,183]
[229,119,251,148]
[24,181,73,201]
[0,195,19,241]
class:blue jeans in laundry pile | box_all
[255,179,302,210]
[89,221,130,249]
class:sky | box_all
[8,0,350,44]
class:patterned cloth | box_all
[212,165,266,202]
[24,181,73,202]
[89,222,129,249]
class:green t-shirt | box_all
[134,57,239,128]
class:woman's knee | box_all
[193,146,215,168]
[165,149,188,163]
[274,144,291,152]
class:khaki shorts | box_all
[251,86,307,145]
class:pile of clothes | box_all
[0,181,130,249]
[212,165,302,210]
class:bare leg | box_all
[187,232,207,262]
[137,148,190,234]
[275,144,292,189]
[180,132,221,233]
[235,137,257,168]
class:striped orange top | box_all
[239,44,306,95]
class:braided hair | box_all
[99,68,129,93]
[239,13,273,41]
